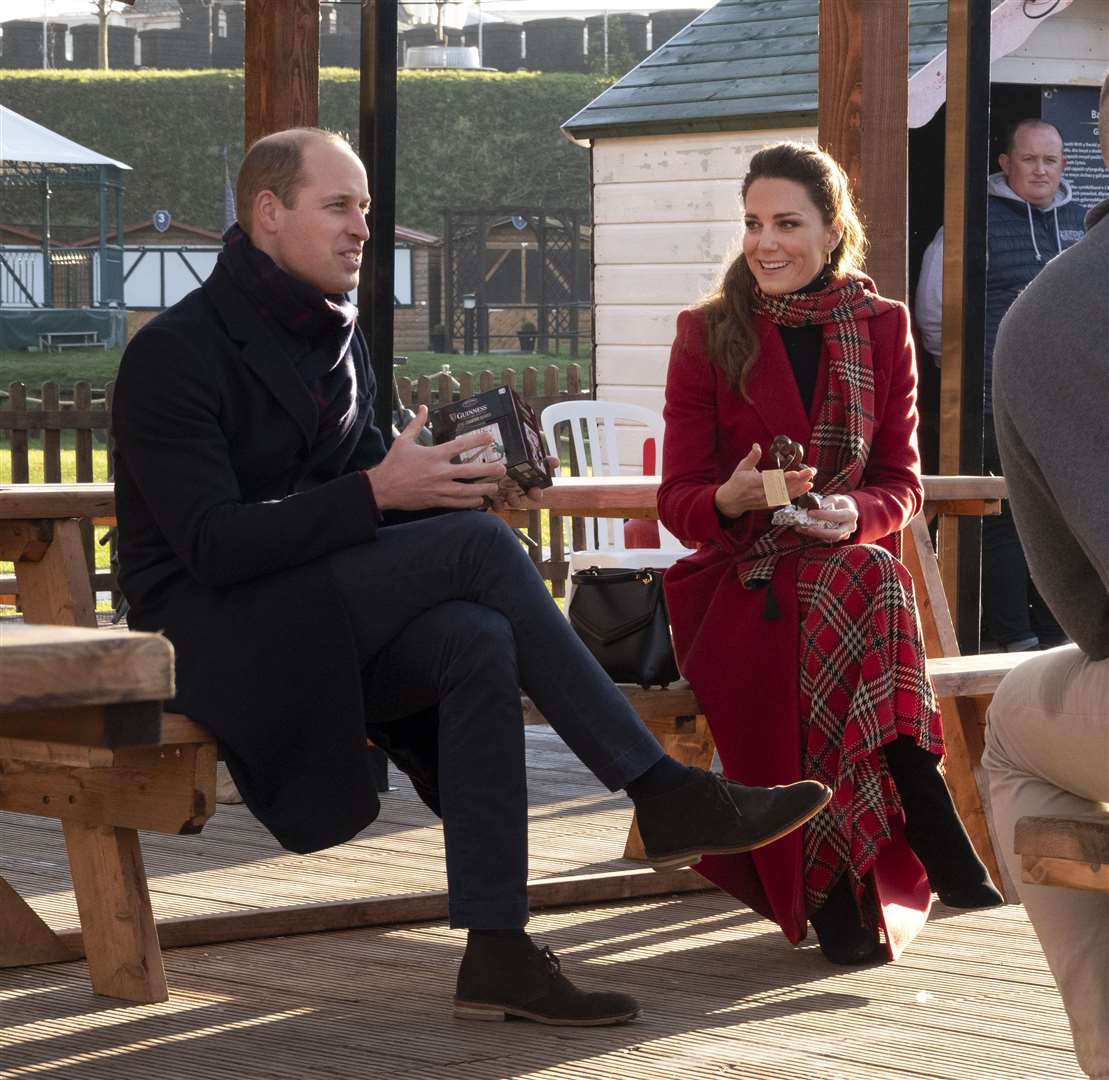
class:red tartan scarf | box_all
[737,272,896,589]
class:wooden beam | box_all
[903,513,961,658]
[1021,856,1109,893]
[0,742,216,834]
[1016,814,1109,867]
[48,868,716,957]
[63,822,169,1003]
[860,0,908,301]
[244,0,321,148]
[0,707,207,751]
[359,0,400,440]
[0,625,174,714]
[0,476,1005,528]
[818,0,908,301]
[14,519,96,628]
[938,0,991,651]
[0,878,79,967]
[0,484,115,520]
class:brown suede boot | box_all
[634,768,833,871]
[454,933,639,1026]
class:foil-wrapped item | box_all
[771,495,840,531]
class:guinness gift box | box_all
[431,385,552,490]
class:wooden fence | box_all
[0,366,596,602]
[396,362,588,416]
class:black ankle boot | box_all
[883,737,1003,909]
[455,932,640,1026]
[809,875,883,965]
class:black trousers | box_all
[982,420,1064,648]
[329,511,665,929]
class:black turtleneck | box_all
[774,270,828,416]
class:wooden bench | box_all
[0,623,214,1004]
[1015,815,1109,894]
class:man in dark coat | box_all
[112,127,830,1026]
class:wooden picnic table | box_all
[536,472,1006,520]
[0,475,1004,632]
[0,474,1019,1002]
[0,622,213,1003]
[0,483,115,627]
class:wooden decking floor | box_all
[1,729,1082,1079]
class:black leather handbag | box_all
[567,566,680,689]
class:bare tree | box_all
[91,0,128,70]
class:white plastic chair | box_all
[540,401,694,603]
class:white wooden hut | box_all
[562,0,1109,416]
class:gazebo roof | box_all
[562,0,1001,143]
[0,105,130,171]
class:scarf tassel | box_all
[762,578,780,621]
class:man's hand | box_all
[713,443,816,519]
[793,493,858,543]
[366,405,505,511]
[487,455,561,512]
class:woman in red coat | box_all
[659,143,1002,964]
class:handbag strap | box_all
[570,566,661,586]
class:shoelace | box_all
[538,946,561,976]
[705,769,745,819]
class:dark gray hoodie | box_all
[992,198,1109,659]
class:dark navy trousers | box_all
[330,511,665,929]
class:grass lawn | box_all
[0,348,123,390]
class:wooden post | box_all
[244,0,320,148]
[938,0,991,652]
[359,0,400,442]
[818,0,908,301]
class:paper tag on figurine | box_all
[761,469,791,508]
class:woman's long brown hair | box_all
[696,142,868,397]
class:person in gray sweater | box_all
[983,72,1109,1080]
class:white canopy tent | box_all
[0,105,131,171]
[0,105,130,314]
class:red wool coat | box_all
[659,305,931,952]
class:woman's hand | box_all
[713,443,816,520]
[793,493,858,543]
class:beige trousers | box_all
[983,645,1109,1079]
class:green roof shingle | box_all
[563,0,967,142]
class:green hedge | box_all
[0,69,612,237]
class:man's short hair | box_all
[1003,118,1064,157]
[235,127,352,233]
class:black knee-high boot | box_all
[809,874,883,965]
[882,736,1003,908]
